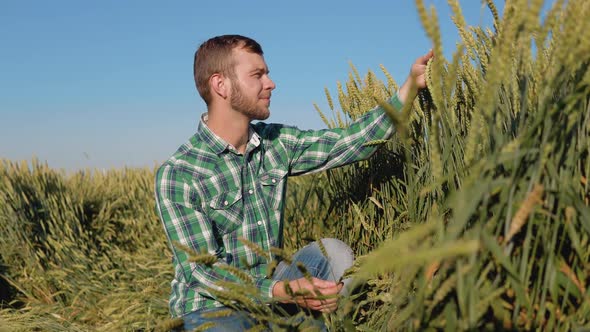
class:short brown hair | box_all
[193,35,263,105]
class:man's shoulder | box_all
[156,135,217,182]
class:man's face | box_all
[228,47,276,121]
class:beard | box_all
[230,81,270,121]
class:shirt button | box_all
[271,179,276,183]
[248,189,253,194]
[224,200,229,206]
[257,220,262,225]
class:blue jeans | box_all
[181,238,354,331]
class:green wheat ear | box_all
[316,239,329,259]
[201,309,234,319]
[362,139,389,147]
[2,0,590,330]
[239,237,271,261]
[155,317,184,332]
[192,322,217,331]
[218,264,256,284]
[245,325,271,332]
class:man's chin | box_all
[253,109,270,121]
[237,107,270,122]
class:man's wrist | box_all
[255,277,279,301]
[272,280,292,303]
[272,280,280,297]
[391,90,404,111]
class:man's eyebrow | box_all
[250,67,269,74]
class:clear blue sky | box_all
[0,0,496,172]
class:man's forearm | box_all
[397,77,418,106]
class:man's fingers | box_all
[295,291,338,300]
[312,278,343,294]
[312,278,337,289]
[295,292,340,312]
[305,299,338,312]
[300,295,338,312]
[319,303,338,313]
[417,49,434,65]
[318,285,340,296]
[290,277,343,312]
[317,299,339,313]
[297,293,338,305]
[308,280,337,295]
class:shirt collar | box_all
[197,113,261,155]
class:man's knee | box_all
[316,238,354,264]
[315,238,354,295]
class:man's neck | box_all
[206,108,250,154]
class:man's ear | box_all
[209,73,229,99]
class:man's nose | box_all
[265,76,276,90]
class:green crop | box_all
[1,1,589,331]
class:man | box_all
[155,34,433,331]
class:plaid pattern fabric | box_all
[155,94,400,317]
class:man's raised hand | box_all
[398,49,435,104]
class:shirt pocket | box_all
[208,190,243,234]
[260,169,288,210]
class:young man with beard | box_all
[155,35,433,331]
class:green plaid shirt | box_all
[155,94,401,317]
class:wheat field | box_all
[1,0,589,331]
